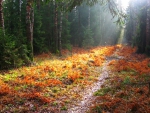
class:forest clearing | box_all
[0,45,150,113]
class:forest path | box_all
[0,46,127,113]
[66,48,122,113]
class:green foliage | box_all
[33,7,47,54]
[0,31,17,68]
[0,31,15,68]
[140,74,150,81]
[92,106,102,113]
[0,29,29,69]
[61,16,72,51]
[123,76,131,85]
[52,101,58,106]
[94,87,111,96]
[61,106,67,110]
[56,49,60,55]
[63,43,72,51]
[82,28,94,48]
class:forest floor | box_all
[0,45,150,113]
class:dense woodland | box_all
[0,0,149,69]
[126,0,150,55]
[0,0,121,69]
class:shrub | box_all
[0,29,29,69]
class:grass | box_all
[94,87,111,96]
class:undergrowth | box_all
[0,45,117,112]
[89,46,150,113]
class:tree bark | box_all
[146,0,150,54]
[88,7,90,29]
[78,7,82,47]
[59,12,63,56]
[26,0,34,61]
[0,0,4,34]
[54,1,58,53]
[18,0,22,36]
[138,6,147,53]
[37,0,41,10]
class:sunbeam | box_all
[121,0,130,9]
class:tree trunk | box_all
[146,0,150,55]
[99,7,102,45]
[54,1,58,53]
[37,0,41,10]
[137,6,147,53]
[19,0,21,16]
[73,6,77,46]
[26,0,34,61]
[59,12,63,56]
[18,0,22,36]
[88,7,90,29]
[78,7,82,47]
[0,0,4,34]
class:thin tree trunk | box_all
[26,0,34,61]
[59,12,63,56]
[99,7,102,45]
[65,4,68,20]
[88,7,90,29]
[138,7,147,53]
[0,0,4,34]
[37,0,41,10]
[31,7,34,54]
[19,0,21,18]
[146,0,150,54]
[78,7,81,27]
[78,7,82,47]
[18,0,22,36]
[48,3,51,50]
[73,6,77,46]
[54,1,58,53]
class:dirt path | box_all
[66,58,113,113]
[65,47,124,113]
